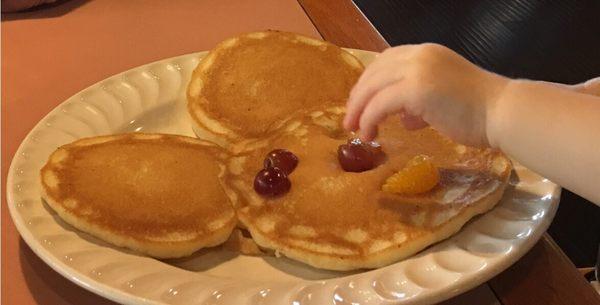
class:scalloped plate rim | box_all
[4,52,211,305]
[6,49,560,305]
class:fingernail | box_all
[342,116,349,126]
[343,116,357,131]
[359,130,371,142]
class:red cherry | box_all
[338,139,385,172]
[254,167,291,197]
[264,149,299,175]
[338,143,375,172]
[348,138,382,155]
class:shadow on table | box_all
[2,0,90,22]
[19,238,118,305]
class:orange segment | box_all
[382,155,440,195]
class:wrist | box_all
[485,77,514,149]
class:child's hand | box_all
[343,44,600,205]
[344,43,508,147]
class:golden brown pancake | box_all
[225,109,511,270]
[40,133,236,258]
[187,31,363,150]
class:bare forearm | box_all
[488,80,600,204]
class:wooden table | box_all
[2,1,599,304]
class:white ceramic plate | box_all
[7,50,559,305]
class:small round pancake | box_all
[225,110,511,270]
[40,133,236,258]
[187,31,363,148]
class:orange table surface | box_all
[1,1,319,304]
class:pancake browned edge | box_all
[228,111,512,271]
[40,133,237,258]
[186,30,364,152]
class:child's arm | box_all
[344,43,600,204]
[488,80,600,204]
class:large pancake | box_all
[226,109,511,270]
[40,133,236,258]
[187,31,363,150]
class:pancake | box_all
[187,31,363,151]
[40,133,236,258]
[226,109,511,270]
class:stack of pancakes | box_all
[40,31,510,271]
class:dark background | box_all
[354,0,600,267]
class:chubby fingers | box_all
[344,67,399,131]
[343,47,414,131]
[357,82,409,141]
